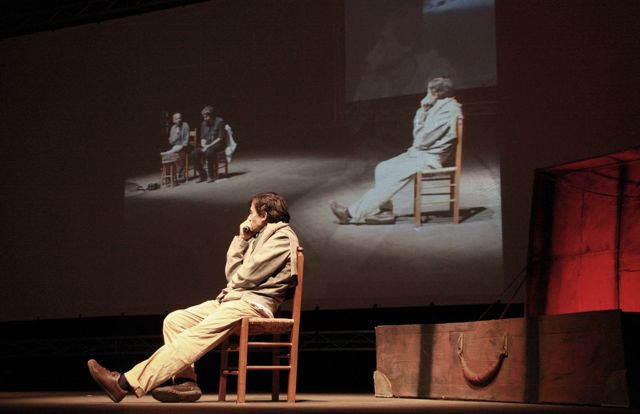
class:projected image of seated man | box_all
[330,76,462,224]
[160,112,190,179]
[192,105,227,183]
[87,192,300,403]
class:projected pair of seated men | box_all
[160,105,227,183]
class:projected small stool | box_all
[160,153,180,187]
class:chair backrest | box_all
[222,123,230,147]
[189,128,198,148]
[453,116,464,169]
[290,247,304,325]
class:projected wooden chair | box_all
[413,116,464,226]
[218,246,304,404]
[211,125,230,179]
[212,142,228,179]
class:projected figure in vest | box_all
[330,77,463,224]
[192,105,227,183]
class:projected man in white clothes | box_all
[87,192,300,403]
[330,76,463,225]
[160,112,190,156]
[160,112,190,177]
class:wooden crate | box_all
[375,310,637,407]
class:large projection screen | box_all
[0,0,501,320]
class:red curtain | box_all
[526,147,640,316]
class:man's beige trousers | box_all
[124,299,262,397]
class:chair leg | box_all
[211,157,218,180]
[218,338,229,401]
[236,318,250,403]
[452,173,460,224]
[413,173,422,226]
[287,338,299,403]
[271,334,280,401]
[183,154,189,182]
[452,194,459,224]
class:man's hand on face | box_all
[240,202,268,241]
[420,90,437,110]
[239,220,255,241]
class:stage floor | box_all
[1,392,637,414]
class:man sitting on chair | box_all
[330,76,462,224]
[192,105,227,183]
[160,112,190,178]
[87,192,300,403]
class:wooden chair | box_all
[210,125,229,179]
[218,246,304,403]
[413,116,464,226]
[214,146,228,178]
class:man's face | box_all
[247,202,268,232]
[172,114,182,125]
[202,113,212,124]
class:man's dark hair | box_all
[250,192,290,223]
[427,77,455,98]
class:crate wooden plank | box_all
[375,310,632,407]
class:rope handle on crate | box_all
[457,333,508,387]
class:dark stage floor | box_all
[1,392,637,414]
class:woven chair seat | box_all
[161,153,181,163]
[247,317,294,335]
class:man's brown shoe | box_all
[330,200,351,224]
[151,381,202,403]
[87,359,127,403]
